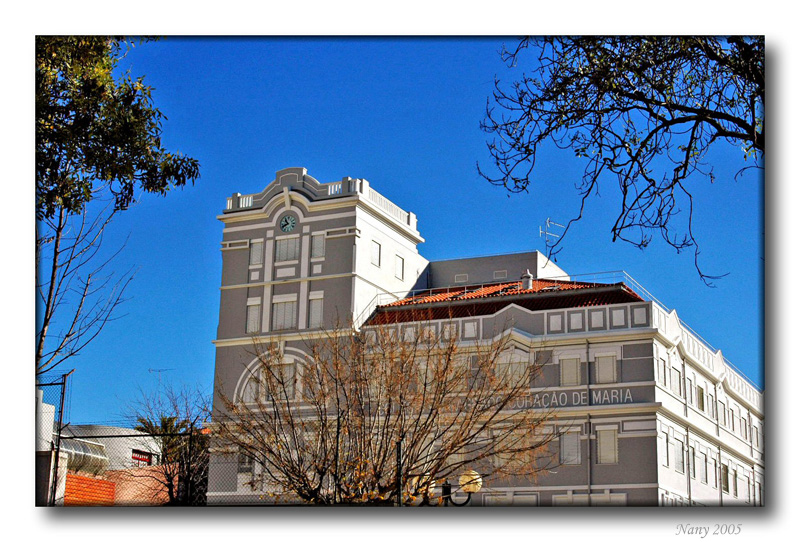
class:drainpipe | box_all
[686,430,692,505]
[585,340,592,503]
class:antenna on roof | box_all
[148,368,174,388]
[539,218,565,250]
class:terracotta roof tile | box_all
[366,280,643,325]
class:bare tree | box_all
[36,202,134,375]
[125,385,210,506]
[214,322,558,505]
[479,36,764,285]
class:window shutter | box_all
[309,298,323,328]
[561,358,580,386]
[560,433,580,464]
[597,429,617,464]
[596,355,615,383]
[249,241,263,266]
[246,305,260,333]
[311,235,325,258]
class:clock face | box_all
[279,215,296,232]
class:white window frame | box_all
[275,237,300,263]
[596,428,618,465]
[674,440,685,473]
[310,234,325,259]
[246,298,261,334]
[272,299,298,331]
[371,240,381,267]
[308,296,324,329]
[560,431,581,465]
[249,239,264,267]
[395,254,405,280]
[595,355,616,384]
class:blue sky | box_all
[40,37,763,425]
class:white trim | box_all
[272,293,298,303]
[308,291,324,300]
[246,297,262,306]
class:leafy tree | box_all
[36,37,199,374]
[214,322,558,505]
[131,386,210,506]
[479,36,764,284]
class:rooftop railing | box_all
[361,269,762,396]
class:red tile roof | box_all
[366,279,643,325]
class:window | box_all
[371,240,381,266]
[713,459,718,488]
[498,351,528,384]
[308,298,323,328]
[272,300,297,331]
[700,452,708,484]
[395,255,404,280]
[241,375,260,403]
[560,432,580,465]
[686,377,694,405]
[560,357,580,386]
[689,446,696,478]
[246,304,261,334]
[675,440,685,473]
[311,234,325,258]
[661,432,670,467]
[732,468,738,497]
[249,240,263,266]
[132,449,153,466]
[454,273,468,283]
[721,464,730,493]
[596,429,618,464]
[275,237,300,262]
[658,358,667,386]
[670,367,682,396]
[595,355,616,384]
[696,385,705,412]
[266,363,296,400]
[238,450,254,474]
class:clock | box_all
[279,215,296,232]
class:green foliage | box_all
[480,36,764,284]
[36,36,199,220]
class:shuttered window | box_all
[596,429,618,464]
[670,367,682,396]
[311,234,325,258]
[272,301,297,331]
[246,305,261,334]
[595,355,616,383]
[249,241,263,266]
[560,358,580,386]
[721,464,730,493]
[275,238,300,262]
[308,298,323,329]
[674,440,685,473]
[560,432,580,465]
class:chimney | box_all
[521,269,534,290]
